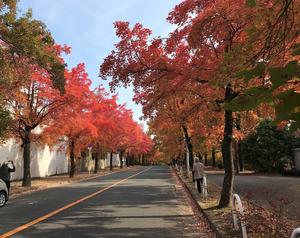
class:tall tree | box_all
[44,64,98,178]
[5,64,65,186]
[167,0,297,207]
[100,22,216,176]
[0,1,67,141]
[0,1,66,91]
[101,0,298,208]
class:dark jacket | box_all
[0,163,15,181]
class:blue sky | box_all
[19,0,181,128]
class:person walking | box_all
[193,157,205,193]
[0,160,16,194]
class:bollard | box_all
[232,193,247,238]
[291,228,300,238]
[202,176,208,199]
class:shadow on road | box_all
[2,167,202,238]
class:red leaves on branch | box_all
[43,62,152,161]
[99,0,298,169]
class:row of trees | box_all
[0,1,153,187]
[100,0,300,208]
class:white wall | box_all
[0,139,128,181]
[0,139,68,181]
[100,152,124,169]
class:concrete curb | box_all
[173,167,223,238]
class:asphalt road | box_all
[207,173,300,222]
[0,166,205,238]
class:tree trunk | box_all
[69,141,76,178]
[238,142,244,171]
[126,153,129,167]
[182,125,193,177]
[110,151,113,171]
[22,129,32,187]
[235,113,244,171]
[212,148,216,168]
[219,84,235,208]
[120,150,123,168]
[188,143,193,168]
[128,154,131,166]
[131,155,134,166]
[142,154,145,166]
[204,153,208,166]
[233,139,240,174]
[94,152,99,174]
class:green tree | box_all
[0,0,66,141]
[0,106,11,142]
[0,1,66,91]
[241,119,300,172]
[227,45,300,130]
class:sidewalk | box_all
[205,167,255,175]
[170,168,216,238]
[10,167,132,199]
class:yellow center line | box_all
[0,167,151,238]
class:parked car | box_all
[0,179,8,207]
